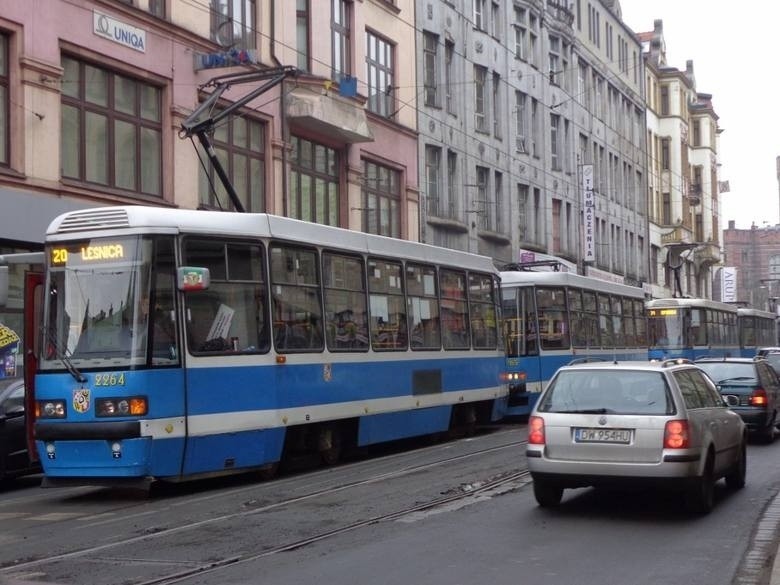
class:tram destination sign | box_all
[50,242,126,266]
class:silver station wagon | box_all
[526,360,747,514]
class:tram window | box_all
[469,272,498,349]
[536,287,569,350]
[368,258,407,350]
[270,245,324,352]
[407,263,441,350]
[323,252,368,351]
[440,269,469,350]
[183,239,269,355]
[634,300,647,346]
[150,238,178,364]
[569,288,588,348]
[597,293,613,348]
[690,308,706,346]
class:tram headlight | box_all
[96,396,148,417]
[37,400,66,419]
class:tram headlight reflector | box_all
[96,396,148,417]
[38,400,66,418]
[45,443,55,455]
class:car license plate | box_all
[574,428,632,444]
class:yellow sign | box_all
[51,243,125,265]
[0,324,20,351]
[648,308,678,317]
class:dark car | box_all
[0,377,39,480]
[695,357,780,442]
[757,347,780,377]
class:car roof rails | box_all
[662,358,692,367]
[567,357,608,365]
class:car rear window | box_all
[538,370,673,415]
[696,362,756,384]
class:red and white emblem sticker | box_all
[73,388,91,413]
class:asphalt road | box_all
[2,424,780,585]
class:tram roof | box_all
[645,297,739,312]
[498,269,646,298]
[46,206,498,273]
[736,307,779,319]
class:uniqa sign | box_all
[93,11,146,53]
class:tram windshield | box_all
[40,235,178,370]
[647,307,686,349]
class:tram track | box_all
[1,434,529,584]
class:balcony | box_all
[546,0,575,28]
[286,86,374,144]
[661,226,694,246]
[694,241,721,270]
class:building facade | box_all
[0,0,420,371]
[416,0,649,285]
[641,19,723,299]
[722,221,780,311]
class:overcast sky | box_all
[619,1,780,230]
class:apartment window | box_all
[550,114,560,170]
[515,91,527,152]
[662,192,671,224]
[476,166,489,230]
[578,62,589,107]
[661,137,670,170]
[445,40,455,113]
[513,7,527,60]
[211,0,255,50]
[528,14,539,67]
[198,114,266,212]
[533,187,542,245]
[474,0,487,31]
[332,0,351,81]
[61,56,162,196]
[289,136,339,226]
[149,0,165,18]
[660,84,669,115]
[491,0,501,40]
[517,184,528,242]
[297,0,310,71]
[0,34,8,166]
[492,72,501,138]
[474,65,487,132]
[363,160,401,238]
[423,32,439,107]
[531,98,540,158]
[492,171,503,233]
[446,150,458,219]
[548,35,560,85]
[425,145,441,217]
[692,119,701,147]
[366,31,394,117]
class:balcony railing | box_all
[546,0,575,27]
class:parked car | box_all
[695,357,780,443]
[526,359,747,514]
[756,347,780,377]
[0,377,39,481]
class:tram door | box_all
[23,272,43,461]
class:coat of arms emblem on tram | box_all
[73,388,91,413]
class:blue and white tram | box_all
[737,307,778,357]
[646,298,739,360]
[33,206,508,487]
[499,269,648,417]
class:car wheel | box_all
[685,456,715,514]
[725,440,747,490]
[533,479,563,508]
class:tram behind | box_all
[646,298,740,360]
[31,206,508,488]
[499,268,648,417]
[737,307,778,357]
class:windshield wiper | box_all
[44,327,87,384]
[715,377,755,384]
[557,408,615,414]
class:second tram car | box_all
[646,298,739,360]
[30,206,508,488]
[500,269,648,417]
[737,307,779,357]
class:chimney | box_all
[728,220,735,230]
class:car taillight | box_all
[528,415,545,445]
[664,419,689,449]
[750,388,768,407]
